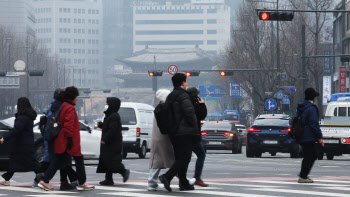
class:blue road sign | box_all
[265,99,277,111]
[229,81,242,98]
[277,90,283,99]
[198,85,224,98]
[283,95,290,105]
[285,87,296,93]
[281,74,287,81]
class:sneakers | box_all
[60,182,76,191]
[122,169,130,183]
[298,177,314,183]
[147,186,163,191]
[77,182,95,191]
[38,181,53,191]
[179,184,195,191]
[0,177,10,186]
[159,175,172,192]
[99,179,114,186]
[189,178,196,185]
[194,179,208,187]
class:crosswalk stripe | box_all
[124,182,221,190]
[180,190,282,197]
[314,187,350,191]
[100,192,177,197]
[316,180,350,184]
[248,188,350,197]
[96,185,143,192]
[0,186,75,194]
[207,182,282,188]
[248,180,348,187]
[26,195,72,197]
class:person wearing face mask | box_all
[96,97,130,185]
[296,88,324,183]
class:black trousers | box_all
[105,163,126,181]
[45,142,77,183]
[42,153,86,185]
[163,135,193,186]
[299,141,318,179]
[2,170,39,182]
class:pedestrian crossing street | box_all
[2,178,350,196]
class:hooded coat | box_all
[54,100,82,156]
[296,100,323,143]
[149,89,175,169]
[97,97,123,173]
[4,109,39,172]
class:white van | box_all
[119,102,154,158]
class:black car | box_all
[246,114,301,158]
[201,121,243,154]
[0,118,44,170]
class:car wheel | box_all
[246,146,255,158]
[255,152,262,158]
[271,152,276,156]
[138,143,147,159]
[123,151,127,159]
[326,153,334,160]
[232,144,239,154]
[35,143,45,163]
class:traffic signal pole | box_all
[302,24,306,92]
[276,0,281,88]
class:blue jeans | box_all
[192,141,206,180]
[42,140,49,163]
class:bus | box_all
[223,110,240,123]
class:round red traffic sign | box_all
[168,65,178,75]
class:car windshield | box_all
[254,118,289,126]
[119,108,137,125]
[202,122,232,131]
[0,121,12,130]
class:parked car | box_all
[235,124,247,145]
[246,114,301,158]
[120,102,154,159]
[201,121,243,154]
[0,114,101,169]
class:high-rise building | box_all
[33,0,103,88]
[133,0,231,55]
[0,0,36,38]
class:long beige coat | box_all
[149,117,175,169]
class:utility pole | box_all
[25,46,30,98]
[276,0,281,86]
[332,11,336,94]
[302,24,306,91]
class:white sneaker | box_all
[77,182,95,191]
[189,178,196,185]
[0,177,10,186]
[147,186,163,191]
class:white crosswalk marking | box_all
[180,190,282,197]
[249,180,349,187]
[0,186,75,194]
[248,187,350,197]
[207,182,283,188]
[316,180,350,184]
[26,195,72,197]
[101,192,177,197]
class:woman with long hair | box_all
[0,97,40,186]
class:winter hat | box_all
[187,87,200,97]
[156,89,171,102]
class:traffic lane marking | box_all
[248,187,350,197]
[180,190,282,197]
[100,192,178,197]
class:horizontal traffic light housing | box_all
[259,12,294,21]
[220,71,233,76]
[148,70,163,76]
[185,71,200,77]
[341,56,350,62]
[28,70,44,76]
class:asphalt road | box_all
[1,147,350,197]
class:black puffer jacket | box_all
[166,87,198,136]
[97,97,123,173]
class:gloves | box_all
[67,137,73,150]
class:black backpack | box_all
[44,104,70,141]
[154,101,176,135]
[290,105,314,139]
[39,115,48,137]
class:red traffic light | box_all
[219,71,233,76]
[261,12,269,20]
[220,71,226,76]
[148,70,163,76]
[186,72,191,77]
[149,72,154,77]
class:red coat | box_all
[54,101,82,156]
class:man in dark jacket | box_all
[187,87,208,187]
[297,88,324,183]
[97,97,130,185]
[159,73,198,192]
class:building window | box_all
[348,13,350,31]
[136,40,203,45]
[207,9,217,14]
[207,30,217,34]
[135,9,203,14]
[207,19,217,24]
[207,40,217,45]
[136,30,203,35]
[136,20,203,24]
